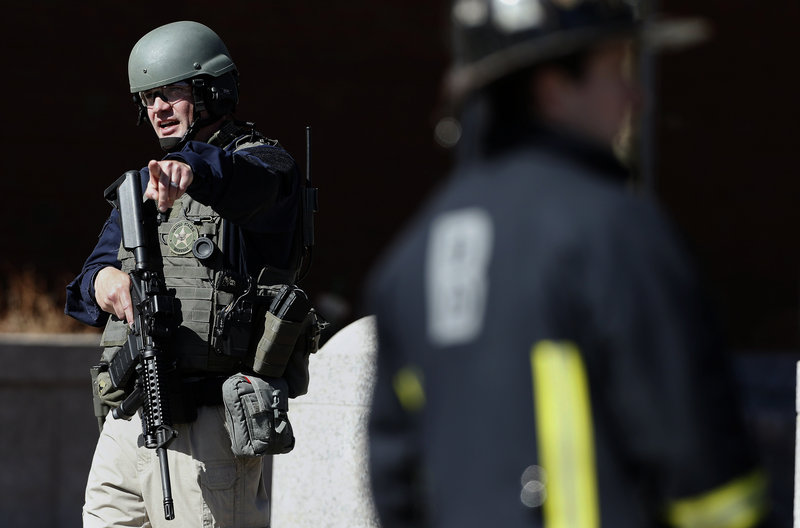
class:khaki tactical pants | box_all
[83,405,270,528]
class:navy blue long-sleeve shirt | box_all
[65,133,301,327]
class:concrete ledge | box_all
[0,334,102,528]
[0,334,101,385]
[0,333,101,346]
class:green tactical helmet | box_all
[129,20,237,92]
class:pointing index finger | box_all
[144,160,161,201]
[152,160,171,212]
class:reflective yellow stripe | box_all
[531,341,599,528]
[665,470,769,528]
[392,366,426,413]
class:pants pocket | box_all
[200,461,237,526]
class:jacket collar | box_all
[456,116,632,186]
[530,124,631,185]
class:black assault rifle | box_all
[103,170,179,521]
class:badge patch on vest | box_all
[168,220,199,255]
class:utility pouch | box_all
[222,373,295,457]
[283,310,325,398]
[90,363,126,433]
[251,285,311,378]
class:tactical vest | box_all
[98,125,298,377]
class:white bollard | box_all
[270,315,380,528]
[795,361,800,527]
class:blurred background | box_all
[0,0,798,525]
[0,0,797,347]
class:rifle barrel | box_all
[157,444,175,520]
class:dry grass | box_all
[0,269,100,334]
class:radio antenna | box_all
[298,126,317,282]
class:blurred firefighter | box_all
[364,0,773,526]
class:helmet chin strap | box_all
[159,111,219,152]
[159,116,198,152]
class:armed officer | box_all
[66,20,311,527]
[365,1,772,527]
